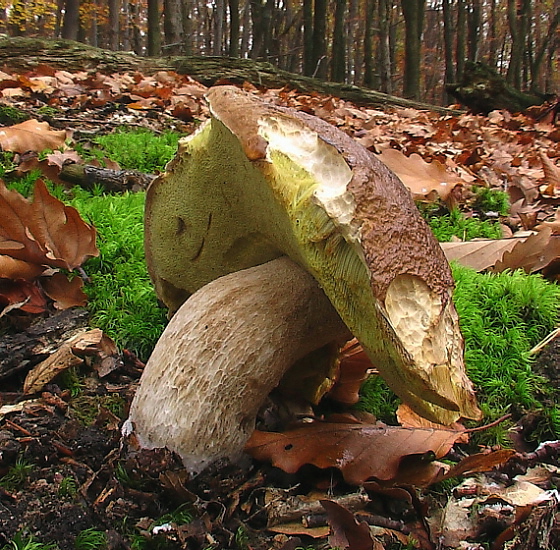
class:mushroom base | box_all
[125,257,351,474]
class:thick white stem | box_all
[126,257,351,474]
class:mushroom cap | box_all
[144,86,481,424]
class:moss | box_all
[426,208,502,242]
[78,128,182,173]
[0,104,29,125]
[472,187,510,216]
[70,191,167,359]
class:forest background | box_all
[2,0,559,106]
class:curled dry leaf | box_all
[440,238,525,272]
[0,179,98,270]
[441,228,560,275]
[245,421,464,485]
[320,500,377,550]
[539,151,560,197]
[0,119,67,153]
[0,279,47,314]
[327,338,375,405]
[41,271,88,309]
[493,227,560,273]
[375,149,464,202]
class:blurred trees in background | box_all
[1,0,558,104]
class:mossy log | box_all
[447,61,546,114]
[60,163,155,193]
[0,36,459,114]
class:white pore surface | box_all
[258,116,357,229]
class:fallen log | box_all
[0,36,460,115]
[447,61,547,114]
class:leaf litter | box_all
[0,65,559,550]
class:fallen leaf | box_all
[440,238,525,271]
[0,179,98,270]
[0,278,47,313]
[0,119,67,153]
[321,500,376,550]
[0,255,45,279]
[245,421,464,485]
[41,271,88,309]
[376,149,463,202]
[440,449,516,481]
[493,227,560,273]
[328,339,375,405]
[539,151,560,197]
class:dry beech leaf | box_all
[539,151,560,197]
[0,254,45,280]
[0,279,47,313]
[328,338,374,405]
[439,449,516,481]
[321,500,376,550]
[245,421,464,485]
[440,238,525,272]
[42,271,88,309]
[0,119,67,153]
[493,227,560,273]
[0,179,98,270]
[375,149,463,202]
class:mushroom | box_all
[126,86,481,474]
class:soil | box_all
[1,333,559,550]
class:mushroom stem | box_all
[126,257,351,474]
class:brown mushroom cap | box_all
[144,85,481,424]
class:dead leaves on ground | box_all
[246,420,464,486]
[0,179,98,314]
[0,119,68,153]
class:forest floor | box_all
[0,65,559,550]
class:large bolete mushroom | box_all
[126,86,481,474]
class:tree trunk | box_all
[363,0,375,88]
[181,0,193,55]
[467,0,481,62]
[456,0,466,81]
[108,0,120,51]
[442,0,454,103]
[61,0,81,41]
[164,0,184,54]
[378,0,392,94]
[213,0,225,55]
[147,0,161,56]
[331,0,346,82]
[228,0,240,56]
[401,0,425,100]
[507,0,531,89]
[529,8,560,92]
[302,0,314,76]
[312,0,328,78]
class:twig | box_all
[528,326,560,356]
[464,414,512,434]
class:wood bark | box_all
[0,309,89,382]
[0,36,460,114]
[401,0,425,100]
[59,164,156,193]
[331,0,347,82]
